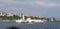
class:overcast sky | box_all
[0,0,60,18]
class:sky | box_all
[0,0,60,18]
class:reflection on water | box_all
[0,21,60,29]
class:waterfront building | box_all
[6,13,13,16]
[55,18,60,21]
[0,12,7,16]
[46,17,56,21]
[0,12,13,16]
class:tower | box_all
[21,13,25,20]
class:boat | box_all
[15,13,46,23]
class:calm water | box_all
[0,21,60,29]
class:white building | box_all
[0,12,7,16]
[6,13,13,16]
[0,12,13,16]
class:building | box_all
[0,12,13,16]
[0,12,7,16]
[6,13,13,16]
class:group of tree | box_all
[0,15,20,20]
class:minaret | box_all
[21,13,25,20]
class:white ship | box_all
[16,13,46,23]
[26,18,46,23]
[16,13,27,23]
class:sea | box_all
[0,21,60,29]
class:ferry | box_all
[15,14,46,23]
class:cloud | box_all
[0,0,20,4]
[0,0,60,7]
[0,0,21,7]
[0,4,5,6]
[27,1,60,7]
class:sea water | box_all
[0,21,60,29]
